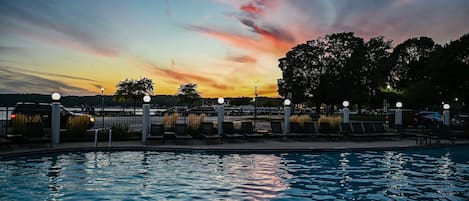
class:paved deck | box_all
[1,139,468,157]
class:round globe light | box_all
[443,104,450,110]
[143,95,151,103]
[51,92,61,101]
[284,99,291,106]
[100,87,104,92]
[218,97,224,104]
[396,102,403,108]
[342,101,349,107]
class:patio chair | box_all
[0,135,12,150]
[222,122,243,140]
[148,124,164,144]
[374,123,386,133]
[24,122,50,148]
[174,123,192,144]
[289,122,312,139]
[304,122,316,134]
[317,122,342,140]
[270,121,285,138]
[363,122,375,133]
[241,122,262,139]
[201,122,221,144]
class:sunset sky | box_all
[1,0,468,97]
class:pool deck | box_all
[1,138,469,157]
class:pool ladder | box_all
[91,128,112,148]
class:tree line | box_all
[278,32,469,112]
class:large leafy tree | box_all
[114,77,154,113]
[388,37,439,89]
[175,83,201,107]
[429,33,469,110]
[387,37,440,108]
[278,32,391,112]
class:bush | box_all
[65,115,89,139]
[110,124,133,140]
[290,115,312,128]
[12,114,42,134]
[187,113,205,137]
[162,113,179,130]
[318,115,342,128]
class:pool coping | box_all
[1,142,469,159]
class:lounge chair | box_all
[241,122,262,139]
[289,122,312,139]
[270,121,285,138]
[222,122,243,140]
[0,135,12,150]
[317,122,342,140]
[363,122,375,133]
[148,124,164,144]
[201,122,221,144]
[24,122,50,148]
[304,122,316,134]
[174,123,192,144]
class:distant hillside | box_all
[0,94,282,107]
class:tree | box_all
[387,37,439,89]
[114,77,154,114]
[175,83,201,107]
[429,33,469,110]
[278,32,392,113]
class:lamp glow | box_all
[143,95,151,103]
[342,101,349,107]
[218,97,224,104]
[51,92,61,101]
[284,99,291,106]
[443,104,450,110]
[396,102,403,108]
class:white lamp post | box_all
[51,92,61,145]
[217,97,224,135]
[283,99,291,135]
[100,87,105,133]
[342,101,350,124]
[395,101,403,130]
[142,95,151,144]
[443,103,450,126]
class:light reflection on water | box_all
[1,147,469,200]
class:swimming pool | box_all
[1,147,468,200]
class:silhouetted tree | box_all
[429,33,469,110]
[388,37,439,89]
[175,83,201,107]
[114,77,154,114]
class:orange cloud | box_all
[258,83,279,97]
[227,55,257,63]
[184,25,293,57]
[154,68,231,90]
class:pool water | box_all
[1,147,469,200]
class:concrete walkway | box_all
[2,139,469,157]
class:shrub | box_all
[318,115,342,128]
[187,113,205,130]
[187,113,205,137]
[163,113,179,130]
[290,115,312,128]
[12,114,42,134]
[65,115,89,139]
[110,124,131,139]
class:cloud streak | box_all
[0,0,120,57]
[227,55,257,63]
[0,66,94,94]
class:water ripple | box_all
[0,146,469,200]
